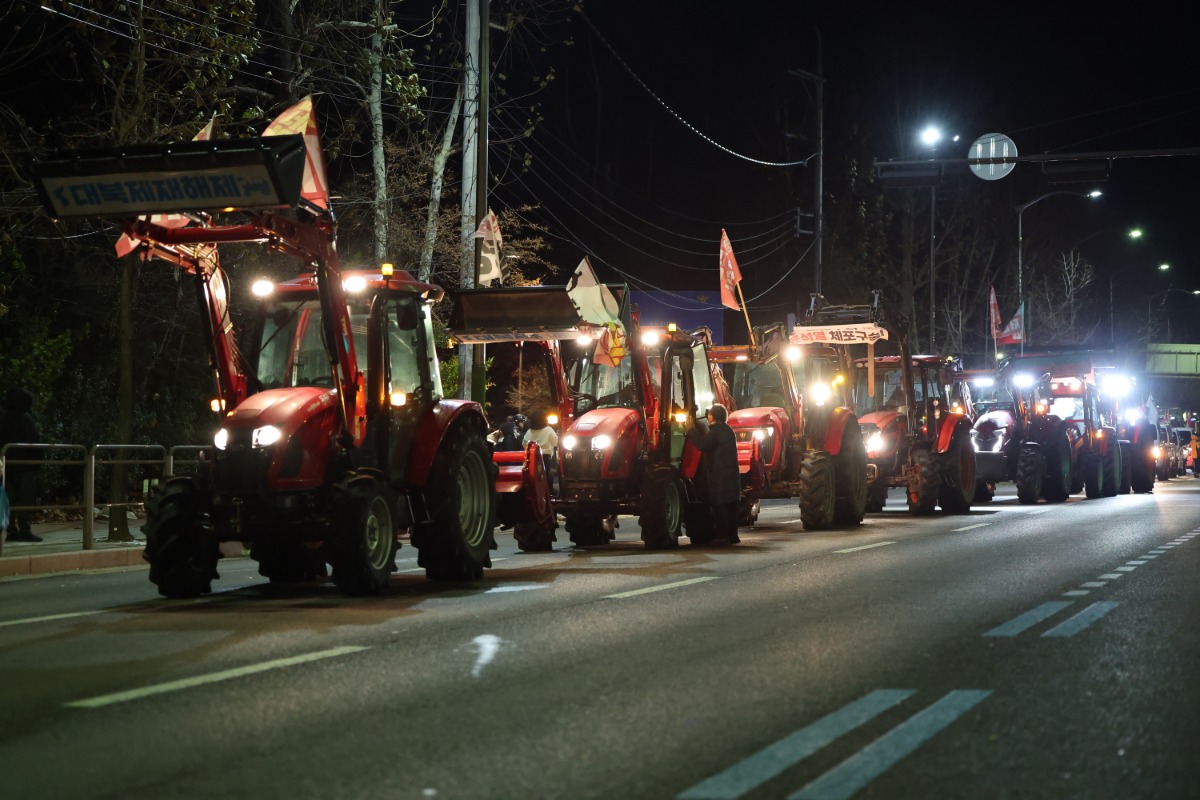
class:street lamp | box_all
[1015,189,1102,354]
[1110,255,1168,346]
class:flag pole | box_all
[736,283,754,347]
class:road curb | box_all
[0,547,148,578]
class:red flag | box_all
[719,229,742,310]
[263,96,330,209]
[997,302,1025,345]
[989,286,1002,340]
[115,117,215,257]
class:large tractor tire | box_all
[865,480,888,513]
[514,519,557,552]
[938,426,975,514]
[1015,445,1043,505]
[639,467,684,549]
[143,476,221,598]
[566,508,617,546]
[1117,441,1133,494]
[330,477,398,596]
[833,422,867,525]
[799,450,836,530]
[1101,436,1121,498]
[908,448,940,516]
[416,425,497,581]
[1041,432,1072,504]
[1131,438,1156,494]
[1083,452,1104,499]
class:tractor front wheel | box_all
[417,425,497,581]
[833,422,867,525]
[799,450,836,530]
[640,468,684,549]
[938,427,974,514]
[1015,445,1044,505]
[143,477,220,598]
[908,448,940,516]
[330,477,397,595]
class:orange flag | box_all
[114,117,215,257]
[719,229,743,310]
[263,96,330,209]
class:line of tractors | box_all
[30,132,1166,601]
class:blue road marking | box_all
[1041,601,1119,638]
[789,690,992,800]
[677,690,914,800]
[982,601,1072,637]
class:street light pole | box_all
[929,184,936,352]
[1014,190,1102,354]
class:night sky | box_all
[488,1,1200,350]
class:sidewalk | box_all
[0,520,149,579]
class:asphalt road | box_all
[2,480,1199,799]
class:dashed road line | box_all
[677,689,913,800]
[65,645,369,709]
[1097,573,1124,580]
[605,576,719,599]
[983,601,1072,638]
[0,610,105,629]
[788,690,992,800]
[1080,581,1107,588]
[952,523,991,532]
[1042,602,1120,638]
[833,542,897,554]
[1114,566,1138,572]
[1062,590,1090,597]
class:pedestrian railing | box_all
[1,442,208,555]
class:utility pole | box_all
[789,28,824,296]
[459,0,489,402]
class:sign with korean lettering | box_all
[38,165,281,218]
[790,323,889,345]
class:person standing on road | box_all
[522,410,560,492]
[0,387,43,542]
[687,403,741,544]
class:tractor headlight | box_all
[809,383,832,405]
[592,434,613,450]
[752,428,773,441]
[1153,445,1162,459]
[561,435,578,451]
[252,425,282,447]
[214,428,229,450]
[866,431,884,454]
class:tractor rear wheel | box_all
[1042,432,1072,503]
[1131,436,1155,494]
[417,425,497,581]
[938,427,974,514]
[330,477,397,595]
[640,468,684,549]
[799,450,835,530]
[1015,445,1043,505]
[1102,438,1121,498]
[1117,441,1133,494]
[514,519,557,552]
[1083,453,1104,499]
[833,422,867,525]
[908,448,939,516]
[143,477,220,598]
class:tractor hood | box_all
[223,387,338,431]
[568,407,640,441]
[858,409,902,430]
[728,407,783,429]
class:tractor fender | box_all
[935,413,970,454]
[820,406,857,456]
[407,399,488,487]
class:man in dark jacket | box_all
[0,387,42,542]
[687,403,741,544]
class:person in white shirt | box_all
[522,410,559,492]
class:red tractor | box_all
[451,284,723,548]
[843,296,976,515]
[34,134,497,597]
[709,321,867,530]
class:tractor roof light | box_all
[381,262,394,277]
[343,275,368,293]
[1012,373,1035,388]
[1101,375,1132,398]
[785,346,802,362]
[251,279,274,297]
[576,333,594,346]
[973,376,995,388]
[641,330,661,346]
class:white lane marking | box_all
[485,584,548,594]
[65,646,368,709]
[834,541,897,553]
[0,610,105,629]
[1097,573,1124,580]
[952,523,991,532]
[1062,590,1090,597]
[1125,560,1148,565]
[468,634,503,678]
[789,691,992,800]
[1114,566,1138,572]
[782,518,805,524]
[605,576,719,599]
[677,690,914,800]
[1149,550,1168,554]
[1042,601,1120,638]
[1080,582,1107,588]
[1139,555,1159,559]
[983,601,1072,637]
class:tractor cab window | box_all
[855,366,911,413]
[690,342,716,416]
[568,343,637,411]
[387,298,425,395]
[973,381,1015,412]
[732,361,783,409]
[256,300,335,389]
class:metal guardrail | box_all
[1,442,209,555]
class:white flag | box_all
[473,209,503,286]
